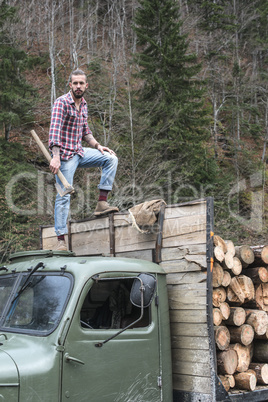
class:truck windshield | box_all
[0,273,72,335]
[0,276,17,321]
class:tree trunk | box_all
[229,275,255,304]
[213,287,227,307]
[234,371,256,391]
[244,267,268,285]
[225,240,235,257]
[214,235,227,253]
[219,375,230,392]
[228,324,254,346]
[226,374,235,388]
[215,326,230,350]
[249,363,268,385]
[251,245,268,265]
[255,283,268,312]
[217,349,238,375]
[213,262,224,287]
[219,302,230,320]
[245,309,268,336]
[224,307,246,326]
[229,343,252,372]
[222,252,234,271]
[222,271,231,287]
[213,308,223,326]
[235,245,255,268]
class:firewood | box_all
[235,245,255,268]
[217,349,238,375]
[244,267,268,285]
[253,340,268,362]
[226,374,235,388]
[213,308,223,326]
[224,307,245,326]
[251,245,268,266]
[229,275,255,304]
[214,235,227,253]
[222,252,234,271]
[249,363,268,385]
[214,325,230,350]
[229,343,252,372]
[225,240,235,257]
[245,309,268,336]
[227,287,242,305]
[228,324,254,346]
[213,262,224,288]
[219,302,230,320]
[234,371,256,391]
[232,257,242,276]
[214,246,225,263]
[213,287,227,307]
[219,375,230,392]
[254,327,268,340]
[222,271,231,287]
[255,283,268,312]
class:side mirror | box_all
[130,273,156,308]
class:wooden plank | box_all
[115,249,153,261]
[114,225,157,253]
[41,226,56,238]
[71,229,110,255]
[172,348,210,364]
[161,245,206,261]
[113,214,132,228]
[42,236,58,250]
[167,285,207,309]
[185,254,206,268]
[162,230,206,248]
[168,297,207,310]
[172,360,211,377]
[70,216,109,234]
[170,323,209,337]
[164,202,207,220]
[160,259,202,273]
[171,335,209,350]
[166,271,207,285]
[173,373,211,395]
[169,309,207,324]
[163,214,206,239]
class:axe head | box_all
[55,183,75,197]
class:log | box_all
[219,302,230,320]
[232,257,242,276]
[221,271,231,288]
[249,363,268,385]
[217,349,238,375]
[235,245,255,268]
[229,343,252,372]
[251,245,268,265]
[226,374,235,388]
[244,267,268,285]
[254,327,268,340]
[222,252,234,271]
[224,307,245,326]
[219,375,230,392]
[213,308,223,326]
[253,341,268,362]
[245,309,268,336]
[214,235,227,253]
[234,371,256,391]
[227,287,242,306]
[255,283,268,312]
[229,275,255,304]
[214,246,225,263]
[225,240,235,257]
[213,287,227,307]
[228,324,254,346]
[214,326,230,350]
[213,262,224,288]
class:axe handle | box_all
[31,130,72,190]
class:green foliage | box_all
[0,1,38,141]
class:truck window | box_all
[80,278,150,329]
[0,276,17,320]
[1,273,72,335]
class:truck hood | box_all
[0,349,19,385]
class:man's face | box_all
[69,74,88,99]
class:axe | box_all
[31,130,75,197]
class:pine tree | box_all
[0,1,37,141]
[133,0,218,192]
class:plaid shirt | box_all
[49,91,94,160]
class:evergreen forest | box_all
[1,0,268,261]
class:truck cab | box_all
[0,250,173,402]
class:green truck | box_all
[1,198,268,401]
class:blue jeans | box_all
[54,148,118,236]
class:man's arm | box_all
[83,134,116,155]
[50,146,61,174]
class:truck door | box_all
[61,274,162,402]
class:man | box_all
[49,69,118,251]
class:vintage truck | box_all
[1,198,268,401]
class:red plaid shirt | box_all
[49,91,94,160]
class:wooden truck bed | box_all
[40,197,268,402]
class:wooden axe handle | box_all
[31,130,72,190]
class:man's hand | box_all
[96,144,116,156]
[49,146,61,174]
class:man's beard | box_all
[72,88,84,99]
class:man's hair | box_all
[69,69,87,82]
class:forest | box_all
[0,0,268,261]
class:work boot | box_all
[94,201,119,216]
[55,240,68,251]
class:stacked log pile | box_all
[213,235,268,393]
